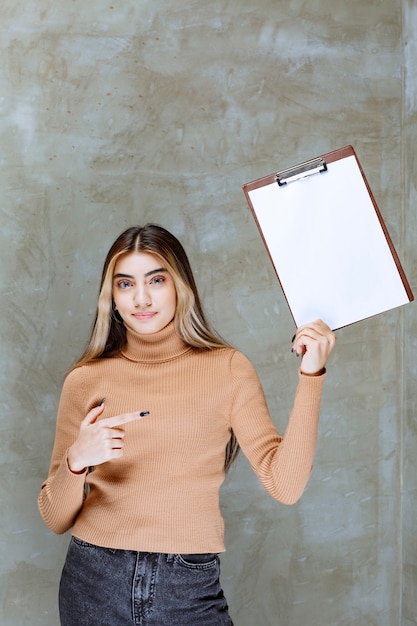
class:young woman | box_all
[38,223,336,626]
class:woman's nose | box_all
[134,285,151,308]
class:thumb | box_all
[82,398,106,426]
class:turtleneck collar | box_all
[120,321,192,363]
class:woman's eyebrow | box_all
[113,268,168,280]
[113,273,134,280]
[144,267,168,278]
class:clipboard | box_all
[243,145,413,330]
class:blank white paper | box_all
[248,154,410,330]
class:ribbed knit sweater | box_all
[38,321,325,554]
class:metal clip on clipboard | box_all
[276,157,327,186]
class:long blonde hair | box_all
[74,224,239,470]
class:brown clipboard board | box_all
[243,145,413,330]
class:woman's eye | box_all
[150,276,165,285]
[118,280,132,289]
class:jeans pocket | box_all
[174,553,219,570]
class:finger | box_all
[110,437,124,449]
[295,319,327,338]
[295,333,332,357]
[103,433,124,448]
[81,401,106,426]
[108,427,126,436]
[293,328,317,356]
[101,410,149,429]
[301,320,336,350]
[109,430,126,451]
[294,320,334,345]
[293,324,335,363]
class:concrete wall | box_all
[1,1,416,624]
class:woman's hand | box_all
[292,319,336,376]
[67,403,146,473]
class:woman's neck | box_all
[120,321,192,363]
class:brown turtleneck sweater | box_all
[38,322,325,554]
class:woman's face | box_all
[112,252,177,335]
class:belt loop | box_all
[166,553,175,563]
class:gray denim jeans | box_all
[59,536,233,626]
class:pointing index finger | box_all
[103,411,150,429]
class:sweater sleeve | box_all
[229,351,325,505]
[38,368,88,534]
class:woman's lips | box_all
[132,312,156,320]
